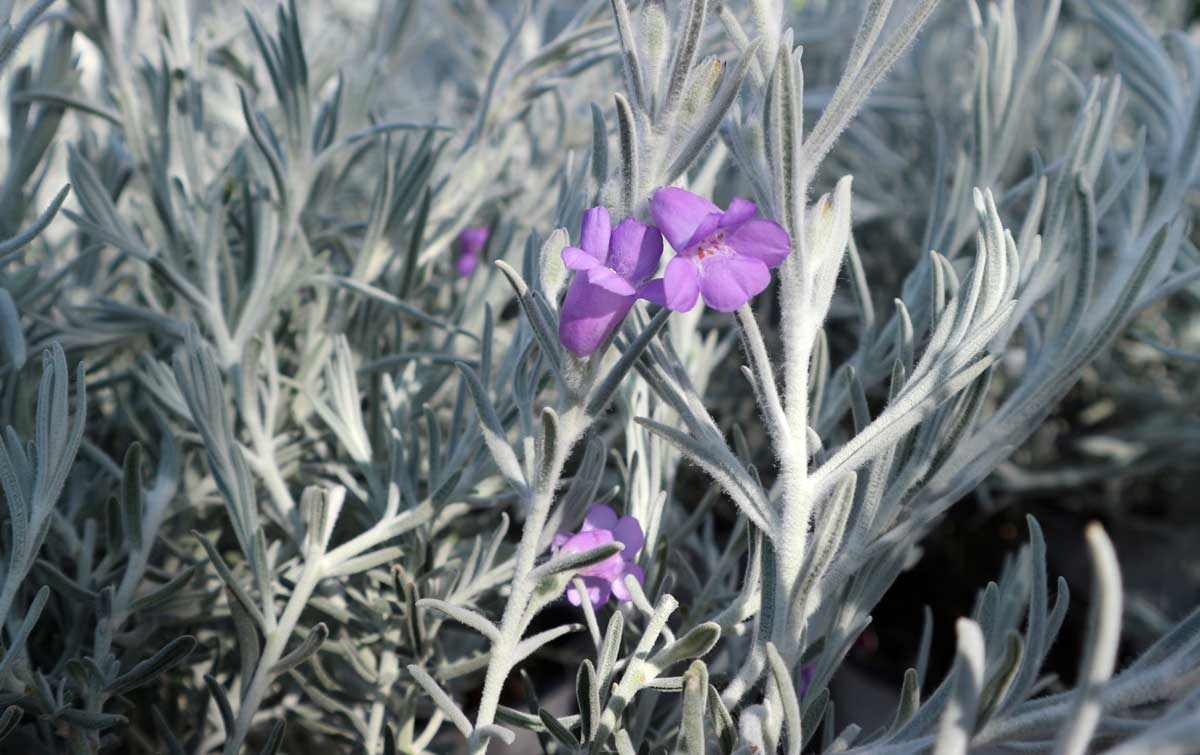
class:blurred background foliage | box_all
[0,0,1197,752]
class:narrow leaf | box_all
[120,443,145,550]
[648,622,721,673]
[418,599,500,642]
[270,623,328,675]
[539,708,581,749]
[107,636,197,695]
[257,719,286,755]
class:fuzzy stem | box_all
[365,642,400,754]
[735,305,792,463]
[469,407,583,754]
[768,151,816,739]
[224,560,324,755]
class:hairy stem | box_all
[470,406,583,754]
[225,560,323,755]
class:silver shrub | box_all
[0,0,1198,752]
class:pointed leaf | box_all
[270,623,328,675]
[107,636,197,695]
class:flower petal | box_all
[567,576,612,608]
[698,254,771,311]
[639,256,699,312]
[612,515,644,558]
[563,529,623,581]
[562,245,602,271]
[455,226,488,278]
[582,265,637,296]
[458,226,489,255]
[580,552,626,581]
[582,504,619,531]
[561,529,614,554]
[606,219,663,283]
[558,269,638,356]
[611,562,645,602]
[682,212,724,251]
[725,219,791,268]
[799,665,815,697]
[637,279,665,306]
[720,198,757,227]
[551,532,570,552]
[579,206,612,263]
[562,532,623,580]
[455,250,478,277]
[651,187,720,251]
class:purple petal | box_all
[567,511,627,580]
[642,256,700,312]
[579,265,638,296]
[560,529,614,554]
[558,269,638,356]
[606,219,663,283]
[682,212,724,251]
[567,576,612,608]
[580,553,625,581]
[579,207,612,263]
[454,227,488,277]
[552,532,570,552]
[799,665,815,697]
[563,246,602,271]
[725,219,791,268]
[720,198,757,227]
[582,504,619,531]
[638,279,665,307]
[612,515,644,558]
[457,226,489,256]
[651,187,721,251]
[561,531,624,580]
[611,562,645,602]
[698,254,771,312]
[455,250,479,277]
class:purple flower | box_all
[558,207,663,356]
[455,226,489,277]
[799,665,815,697]
[640,188,791,312]
[552,504,645,608]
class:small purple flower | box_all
[799,665,815,697]
[552,504,645,608]
[455,226,489,277]
[640,188,791,312]
[558,207,663,356]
